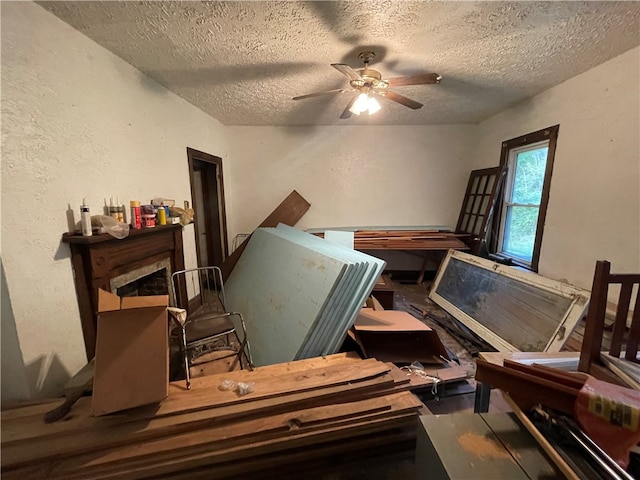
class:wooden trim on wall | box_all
[491,125,559,272]
[186,147,230,264]
[531,125,559,271]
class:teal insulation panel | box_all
[273,224,385,358]
[225,226,386,366]
[273,225,366,358]
[225,227,348,366]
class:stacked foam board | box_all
[225,224,386,366]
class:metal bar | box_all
[539,408,634,480]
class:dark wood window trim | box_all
[490,125,559,272]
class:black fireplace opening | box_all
[116,268,169,297]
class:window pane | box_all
[511,147,548,205]
[502,206,540,262]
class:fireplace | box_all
[62,224,186,360]
[111,258,171,297]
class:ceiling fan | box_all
[292,51,441,119]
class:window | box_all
[492,125,559,271]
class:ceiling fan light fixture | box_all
[349,92,381,116]
[350,92,369,115]
[293,51,439,119]
[367,96,381,114]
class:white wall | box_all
[473,47,640,290]
[1,2,230,401]
[226,125,476,238]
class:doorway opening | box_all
[187,147,229,268]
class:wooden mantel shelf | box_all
[63,223,186,360]
[62,223,183,244]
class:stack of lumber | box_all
[1,353,425,480]
[313,229,469,251]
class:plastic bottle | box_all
[130,200,142,229]
[80,199,92,236]
[116,204,124,223]
[109,197,119,221]
[158,205,167,225]
[115,197,125,223]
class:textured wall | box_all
[473,47,640,290]
[1,2,229,401]
[226,125,476,239]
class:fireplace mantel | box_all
[62,224,186,360]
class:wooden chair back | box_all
[578,260,640,379]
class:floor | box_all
[173,273,512,479]
[310,273,512,480]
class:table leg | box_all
[474,382,491,413]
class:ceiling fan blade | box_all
[331,63,362,81]
[386,73,441,87]
[377,90,423,109]
[340,95,358,119]
[293,88,350,100]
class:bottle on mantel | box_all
[80,198,92,236]
[130,200,141,229]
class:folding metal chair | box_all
[170,266,253,389]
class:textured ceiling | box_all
[40,1,640,126]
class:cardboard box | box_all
[352,308,449,364]
[92,289,169,416]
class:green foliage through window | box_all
[501,145,549,262]
[512,147,548,204]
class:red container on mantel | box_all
[141,213,156,228]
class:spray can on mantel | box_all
[130,200,142,229]
[80,199,92,237]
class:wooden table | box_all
[311,229,470,284]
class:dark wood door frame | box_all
[186,147,229,267]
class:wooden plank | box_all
[1,353,362,423]
[105,406,420,480]
[404,365,470,390]
[2,359,390,447]
[475,359,581,414]
[154,425,416,480]
[2,356,422,480]
[502,359,587,389]
[2,372,400,467]
[258,190,311,229]
[5,393,421,480]
[80,416,419,480]
[313,230,470,251]
[384,362,412,388]
[478,351,580,369]
[220,190,310,280]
